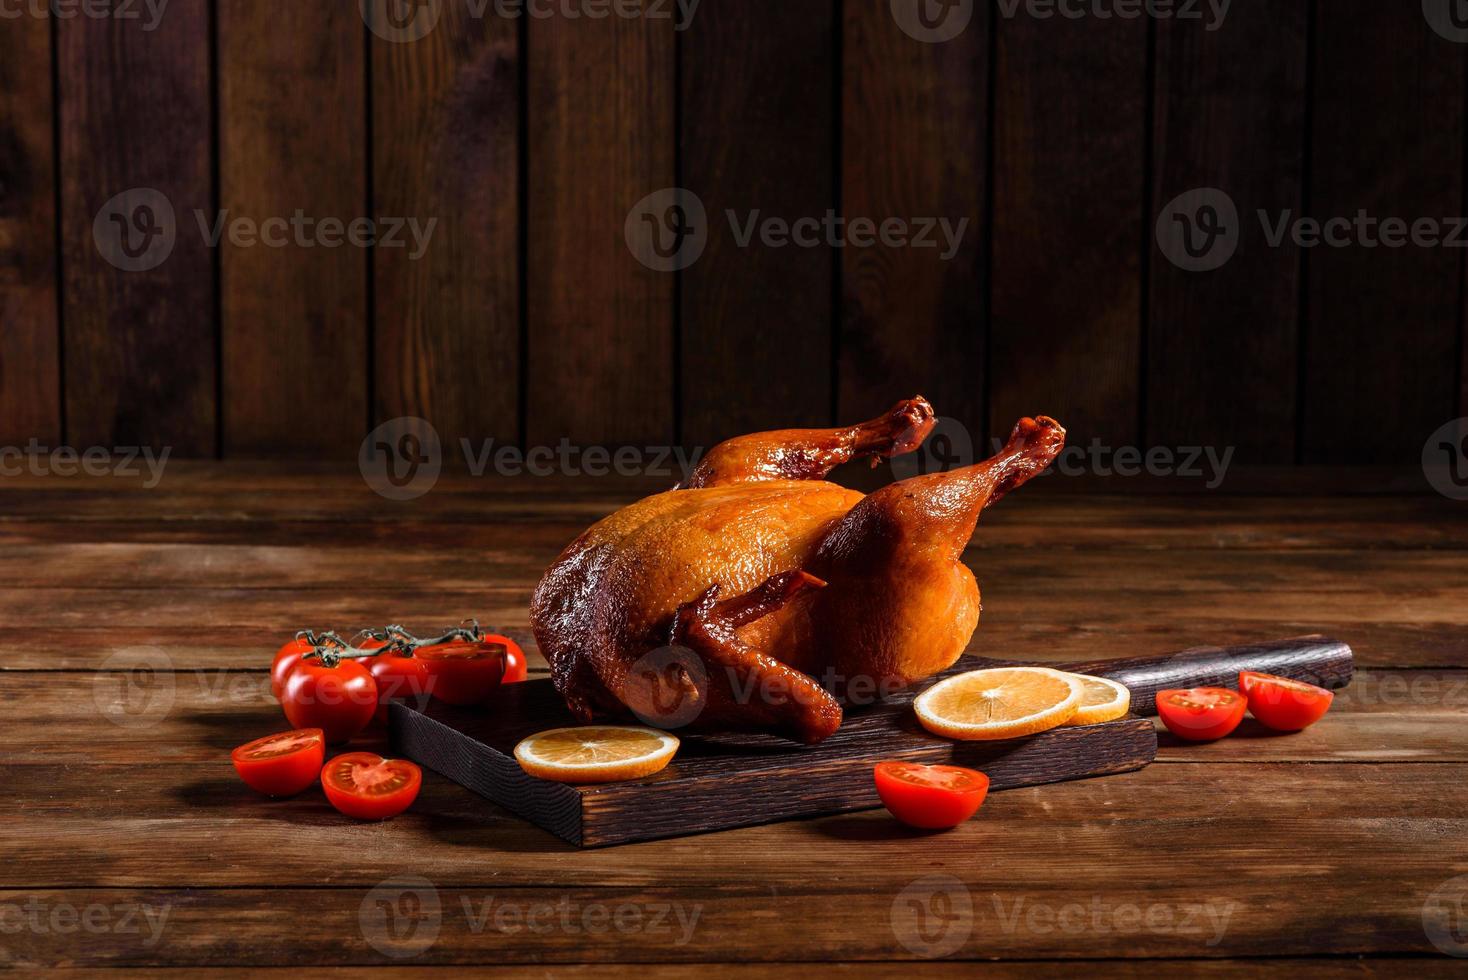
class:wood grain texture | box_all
[0,469,1463,548]
[373,1,519,450]
[3,762,1465,961]
[525,13,674,446]
[0,452,1460,964]
[989,11,1147,448]
[9,755,1468,876]
[218,2,366,457]
[8,850,1464,966]
[679,0,834,445]
[15,667,1468,767]
[0,11,59,446]
[840,1,986,437]
[57,1,215,455]
[1147,1,1307,463]
[1302,0,1464,463]
[28,962,1468,979]
[25,964,1468,979]
[2,538,1465,670]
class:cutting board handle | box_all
[1057,635,1354,716]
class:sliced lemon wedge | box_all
[914,666,1083,740]
[1062,673,1132,725]
[513,725,679,784]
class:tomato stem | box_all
[302,621,483,665]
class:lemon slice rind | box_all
[913,666,1085,741]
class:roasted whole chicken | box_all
[530,398,1065,744]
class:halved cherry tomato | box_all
[482,633,528,685]
[873,761,990,829]
[280,658,378,743]
[1156,687,1246,741]
[367,650,433,725]
[416,639,510,705]
[231,728,325,797]
[270,636,318,700]
[321,752,422,819]
[1239,671,1334,731]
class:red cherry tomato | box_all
[482,633,528,684]
[873,761,990,829]
[416,639,511,705]
[270,636,318,700]
[280,658,378,743]
[231,728,325,797]
[321,752,422,820]
[1156,687,1247,741]
[367,651,433,724]
[1239,671,1334,731]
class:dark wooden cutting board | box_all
[391,636,1352,847]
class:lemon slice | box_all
[914,667,1083,740]
[1062,673,1132,725]
[513,726,679,784]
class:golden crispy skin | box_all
[530,481,859,729]
[530,400,1064,743]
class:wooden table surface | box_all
[4,463,1467,974]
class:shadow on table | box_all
[1156,717,1299,747]
[812,812,949,842]
[171,776,344,825]
[180,706,392,752]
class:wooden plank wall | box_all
[0,1,1462,463]
[0,10,58,447]
[57,1,215,455]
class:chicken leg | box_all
[679,397,936,488]
[637,570,841,744]
[805,416,1067,692]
